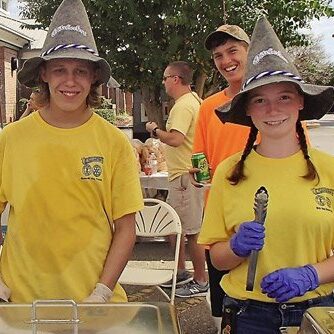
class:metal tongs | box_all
[246,186,269,291]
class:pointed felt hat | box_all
[18,0,111,87]
[215,16,334,127]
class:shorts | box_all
[167,173,204,235]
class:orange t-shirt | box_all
[193,89,251,174]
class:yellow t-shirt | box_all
[199,148,334,302]
[165,92,201,181]
[0,112,143,303]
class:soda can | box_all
[191,153,210,183]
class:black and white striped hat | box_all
[216,16,334,126]
[18,0,111,87]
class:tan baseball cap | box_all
[205,24,250,50]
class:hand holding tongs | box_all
[246,186,269,291]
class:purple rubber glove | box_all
[261,265,319,303]
[230,221,265,257]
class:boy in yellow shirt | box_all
[0,0,143,303]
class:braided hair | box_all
[296,120,319,182]
[227,124,258,185]
[227,120,319,185]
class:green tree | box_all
[21,0,334,123]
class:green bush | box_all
[99,96,113,109]
[94,108,116,124]
[18,98,28,113]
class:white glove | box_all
[82,283,113,303]
[0,276,11,302]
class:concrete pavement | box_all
[308,114,334,155]
[124,241,217,334]
[125,284,216,334]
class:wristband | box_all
[152,127,159,137]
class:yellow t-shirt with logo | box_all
[0,112,143,303]
[199,148,334,302]
[165,92,201,181]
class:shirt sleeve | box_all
[193,103,207,154]
[110,135,144,220]
[198,164,231,245]
[168,103,194,136]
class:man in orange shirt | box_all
[192,25,250,332]
[193,25,250,174]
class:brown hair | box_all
[227,120,319,185]
[167,61,193,85]
[210,36,248,51]
[35,61,101,109]
[296,120,319,182]
[227,124,258,185]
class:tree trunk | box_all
[141,85,164,129]
[194,69,207,98]
[204,70,226,98]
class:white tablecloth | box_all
[140,172,169,190]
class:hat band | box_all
[242,70,304,90]
[41,44,99,57]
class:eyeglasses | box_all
[162,75,183,81]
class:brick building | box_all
[0,9,35,125]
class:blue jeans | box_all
[222,293,334,334]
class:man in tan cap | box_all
[192,24,251,332]
[0,0,143,304]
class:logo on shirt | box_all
[81,156,103,181]
[312,187,333,212]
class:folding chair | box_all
[119,198,182,305]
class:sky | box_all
[308,16,334,62]
[308,0,334,62]
[7,0,334,62]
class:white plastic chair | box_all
[119,198,182,305]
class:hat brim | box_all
[18,48,111,87]
[215,76,334,127]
